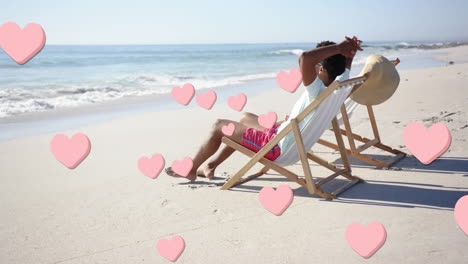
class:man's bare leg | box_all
[238,112,263,130]
[197,112,264,179]
[165,119,248,181]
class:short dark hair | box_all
[316,41,346,82]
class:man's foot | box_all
[165,167,197,181]
[196,163,217,180]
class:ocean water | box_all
[0,41,460,118]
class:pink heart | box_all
[258,111,277,129]
[50,133,91,169]
[222,123,235,136]
[345,222,387,258]
[196,90,217,110]
[157,235,185,262]
[171,157,193,177]
[138,154,165,179]
[0,22,46,65]
[455,195,468,235]
[228,93,247,111]
[276,68,302,93]
[259,184,293,216]
[171,83,195,105]
[403,122,451,164]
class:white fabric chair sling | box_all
[274,82,358,166]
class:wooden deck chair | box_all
[317,58,407,168]
[220,76,367,199]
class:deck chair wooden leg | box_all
[220,149,270,190]
[355,138,379,153]
[316,168,350,186]
[266,164,307,188]
[291,119,317,195]
[230,168,267,188]
[222,163,253,190]
[340,105,357,152]
[307,152,356,180]
[330,118,362,182]
[331,178,361,197]
[307,152,341,173]
[310,134,363,198]
[259,165,270,174]
[331,117,351,169]
[382,153,406,168]
[374,142,406,156]
[367,105,381,142]
[315,189,337,200]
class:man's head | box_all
[316,41,346,85]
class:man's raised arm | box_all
[299,36,362,86]
[299,44,341,86]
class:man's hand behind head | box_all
[338,36,363,58]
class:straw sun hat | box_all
[350,54,400,105]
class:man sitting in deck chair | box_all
[166,36,363,181]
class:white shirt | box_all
[276,69,350,152]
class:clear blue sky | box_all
[3,0,468,44]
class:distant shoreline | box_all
[42,42,468,47]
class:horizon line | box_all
[44,39,468,46]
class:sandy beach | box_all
[1,46,467,264]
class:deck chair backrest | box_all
[274,79,364,166]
